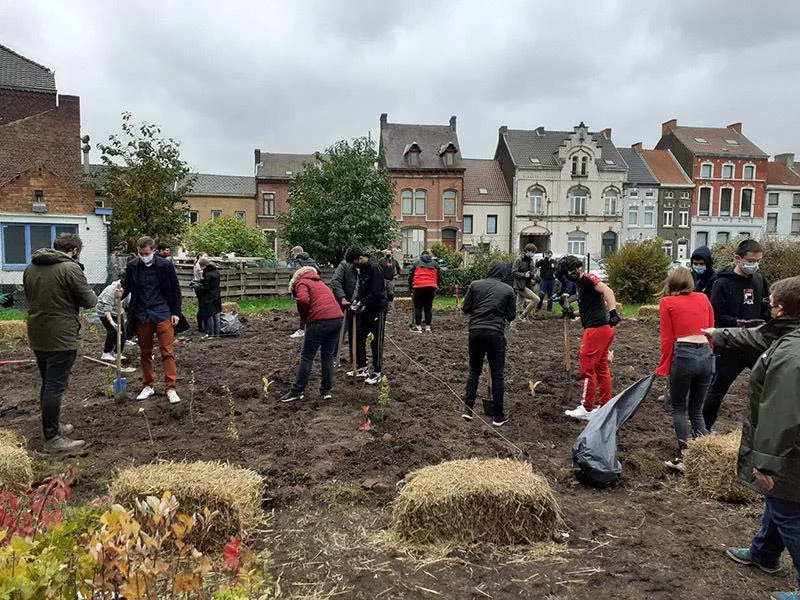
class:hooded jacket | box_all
[290,267,343,324]
[355,259,389,311]
[710,316,800,369]
[23,248,98,351]
[408,253,442,289]
[289,252,320,272]
[462,260,516,334]
[690,246,717,297]
[710,265,770,327]
[738,327,800,503]
[511,254,539,292]
[195,264,222,320]
[330,260,357,303]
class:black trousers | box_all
[34,350,77,440]
[356,308,385,372]
[703,353,752,430]
[464,329,506,420]
[669,344,714,450]
[291,318,342,394]
[413,287,435,326]
[100,315,126,353]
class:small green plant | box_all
[322,482,365,508]
[137,407,154,444]
[189,369,197,429]
[103,369,116,398]
[377,375,390,408]
[225,385,239,443]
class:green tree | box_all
[278,138,398,265]
[430,243,463,268]
[99,112,194,249]
[182,216,277,260]
[606,238,671,303]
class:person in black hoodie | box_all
[535,250,557,312]
[348,248,389,385]
[195,257,222,338]
[703,238,770,429]
[690,246,717,297]
[461,260,517,426]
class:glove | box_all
[608,309,621,327]
[350,301,365,314]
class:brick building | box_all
[378,113,464,261]
[185,173,257,228]
[0,44,106,284]
[764,153,800,237]
[655,119,768,250]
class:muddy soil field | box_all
[0,310,791,599]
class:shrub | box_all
[606,239,671,303]
[711,236,800,284]
[430,243,463,268]
[183,215,277,260]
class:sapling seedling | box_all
[224,385,239,442]
[377,375,390,407]
[262,376,272,397]
[138,407,154,444]
[189,369,196,429]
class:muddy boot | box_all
[43,435,87,455]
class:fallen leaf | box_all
[528,380,541,397]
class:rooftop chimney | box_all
[727,122,742,134]
[80,134,90,173]
[449,115,457,132]
[774,153,795,167]
[631,142,643,151]
[602,128,612,140]
[380,113,388,125]
[662,119,677,136]
[254,148,261,165]
[499,125,508,136]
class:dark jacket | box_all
[408,254,442,289]
[710,316,800,369]
[23,248,98,351]
[291,268,344,324]
[355,259,388,311]
[289,252,320,272]
[710,265,770,327]
[511,254,538,292]
[690,246,717,297]
[330,260,358,303]
[536,257,557,280]
[379,257,401,280]
[121,254,182,325]
[195,264,222,320]
[738,327,800,503]
[462,260,516,334]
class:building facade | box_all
[378,113,464,261]
[0,44,107,284]
[655,120,768,250]
[495,122,626,257]
[765,154,800,238]
[461,158,512,261]
[185,174,257,229]
[617,146,659,246]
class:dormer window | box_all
[404,142,422,168]
[444,151,454,166]
[438,142,458,167]
[408,152,419,167]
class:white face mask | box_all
[139,253,155,265]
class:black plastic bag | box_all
[572,374,655,488]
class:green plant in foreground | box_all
[322,482,365,508]
[225,385,239,443]
[377,375,390,408]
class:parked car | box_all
[669,259,691,272]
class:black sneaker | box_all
[462,407,474,421]
[492,414,511,427]
[280,392,304,403]
[321,390,332,400]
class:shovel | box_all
[0,359,36,367]
[351,311,358,385]
[334,310,348,368]
[83,356,137,373]
[113,298,128,399]
[562,297,574,405]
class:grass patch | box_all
[620,450,667,480]
[0,308,26,321]
[322,482,366,508]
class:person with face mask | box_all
[690,246,717,298]
[703,238,771,430]
[511,243,540,322]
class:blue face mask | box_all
[526,252,535,258]
[692,265,706,275]
[741,262,759,275]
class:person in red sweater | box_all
[281,267,344,403]
[656,267,715,472]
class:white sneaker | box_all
[564,404,597,420]
[166,389,181,404]
[411,325,423,333]
[137,386,155,401]
[100,352,116,361]
[346,367,369,378]
[289,329,305,339]
[424,326,432,333]
[125,340,137,347]
[365,372,382,385]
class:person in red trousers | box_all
[558,255,621,420]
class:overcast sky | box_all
[2,1,799,175]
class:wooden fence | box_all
[175,257,410,299]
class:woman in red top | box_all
[656,267,715,472]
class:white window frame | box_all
[262,192,276,216]
[679,210,689,228]
[486,214,498,235]
[644,205,655,226]
[261,229,278,254]
[767,192,779,206]
[719,187,733,216]
[629,188,639,198]
[665,191,674,199]
[603,188,619,215]
[662,241,673,256]
[414,189,427,215]
[443,189,457,216]
[402,228,425,258]
[792,213,800,235]
[663,210,674,227]
[721,163,735,180]
[793,193,800,208]
[567,231,586,255]
[188,210,199,227]
[716,231,730,244]
[700,162,713,179]
[766,213,778,234]
[743,164,756,180]
[698,187,712,216]
[527,186,545,215]
[739,188,754,217]
[681,191,691,200]
[628,205,639,226]
[401,189,413,215]
[695,231,708,248]
[211,210,222,221]
[570,190,587,216]
[234,211,246,222]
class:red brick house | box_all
[378,113,464,261]
[0,44,106,284]
[655,119,768,249]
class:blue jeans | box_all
[291,318,342,395]
[751,496,800,587]
[536,279,555,311]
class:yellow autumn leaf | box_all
[528,380,541,397]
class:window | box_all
[766,213,778,233]
[792,214,800,235]
[1,223,78,269]
[408,151,419,167]
[768,192,779,206]
[629,189,639,198]
[700,163,713,178]
[662,241,673,256]
[401,189,413,214]
[663,210,674,227]
[261,229,278,254]
[188,211,199,226]
[567,231,587,255]
[571,155,579,175]
[570,189,587,215]
[720,188,732,216]
[235,211,246,221]
[722,164,734,179]
[695,231,708,247]
[628,206,639,225]
[694,137,708,143]
[529,158,540,164]
[794,193,800,208]
[527,186,544,214]
[739,232,751,238]
[441,228,457,250]
[716,231,729,244]
[581,156,588,176]
[487,215,498,235]
[604,159,615,165]
[645,190,654,198]
[94,198,105,208]
[681,191,691,200]
[644,205,654,226]
[740,189,753,217]
[463,215,473,234]
[211,210,222,221]
[743,165,755,179]
[262,192,276,216]
[725,139,740,146]
[698,188,711,216]
[478,188,488,195]
[414,189,427,215]
[572,154,588,176]
[679,211,689,228]
[402,228,425,258]
[603,189,619,215]
[402,189,426,215]
[443,151,454,167]
[665,191,674,199]
[443,190,456,216]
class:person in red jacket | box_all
[408,250,442,333]
[655,267,715,472]
[281,267,344,402]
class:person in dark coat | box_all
[330,249,360,362]
[348,248,389,385]
[690,246,717,298]
[195,257,222,338]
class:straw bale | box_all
[394,297,412,311]
[0,428,33,492]
[109,461,264,547]
[637,305,660,318]
[221,301,240,314]
[0,320,27,341]
[392,458,560,546]
[684,430,759,503]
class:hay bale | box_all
[637,305,660,318]
[684,430,759,503]
[392,458,560,546]
[394,297,412,311]
[0,428,33,492]
[109,461,264,546]
[221,301,240,314]
[0,320,27,341]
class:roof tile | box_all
[501,127,627,172]
[462,159,511,204]
[666,125,767,158]
[617,148,659,185]
[255,152,320,179]
[0,44,56,93]
[766,161,800,187]
[188,173,256,196]
[638,149,694,186]
[380,119,463,170]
